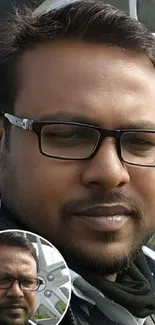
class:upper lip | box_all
[3,304,25,309]
[74,204,133,217]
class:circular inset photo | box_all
[0,229,71,325]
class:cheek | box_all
[18,151,82,201]
[9,129,83,203]
[25,292,37,310]
[130,167,155,225]
[131,167,155,199]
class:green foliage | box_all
[32,301,66,321]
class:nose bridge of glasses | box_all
[99,128,120,141]
[92,128,121,160]
[9,277,22,290]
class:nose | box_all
[6,280,24,298]
[81,138,130,190]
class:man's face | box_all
[0,245,37,325]
[1,42,155,275]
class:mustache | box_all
[0,299,28,310]
[60,190,145,218]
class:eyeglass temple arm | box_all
[4,113,33,131]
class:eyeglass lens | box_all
[40,123,155,165]
[0,275,40,290]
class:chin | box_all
[52,222,153,276]
[60,233,146,276]
[81,242,138,275]
[0,318,25,325]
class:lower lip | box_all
[75,215,130,231]
[6,308,24,314]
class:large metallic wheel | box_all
[24,232,71,325]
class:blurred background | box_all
[0,0,42,23]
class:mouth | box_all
[74,204,133,232]
[3,305,25,315]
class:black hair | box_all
[0,231,39,272]
[0,0,155,114]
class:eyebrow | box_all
[121,121,155,130]
[37,111,155,130]
[0,273,13,277]
[37,111,99,126]
[0,272,36,277]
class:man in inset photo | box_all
[0,231,41,325]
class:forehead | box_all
[0,245,37,276]
[15,41,155,128]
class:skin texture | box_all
[1,42,155,275]
[0,245,37,325]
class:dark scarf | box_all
[79,250,155,318]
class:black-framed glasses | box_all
[4,112,155,167]
[0,275,43,291]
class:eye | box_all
[42,124,94,146]
[122,132,155,150]
[0,275,12,287]
[20,277,38,288]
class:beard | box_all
[52,189,155,278]
[52,225,153,278]
[0,315,29,325]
